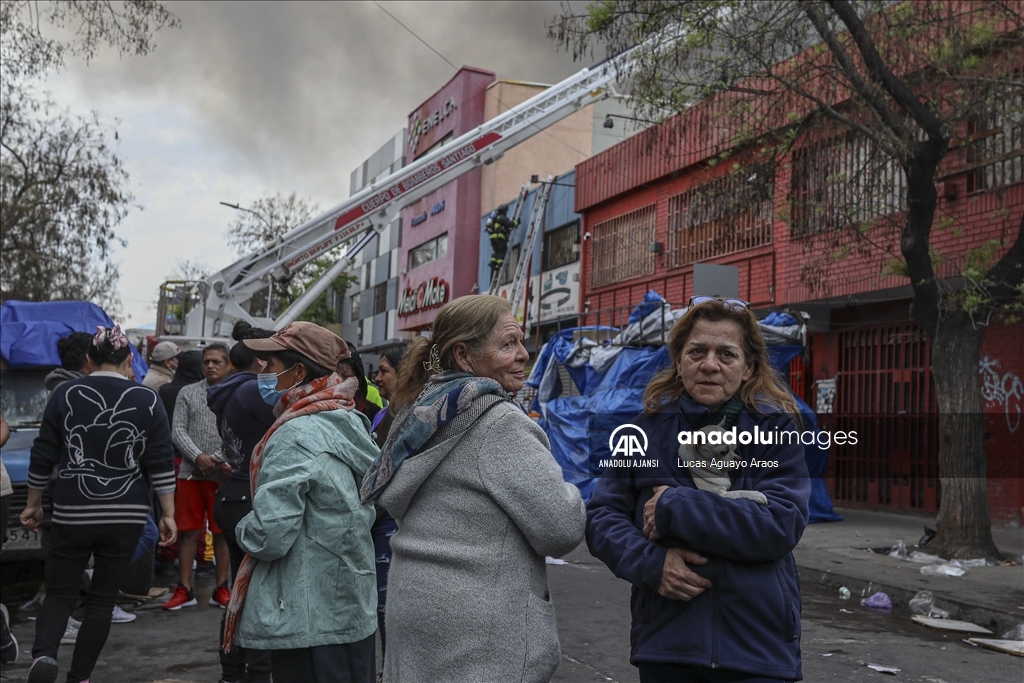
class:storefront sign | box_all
[538,263,580,322]
[409,97,458,154]
[398,277,449,316]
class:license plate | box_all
[5,528,42,550]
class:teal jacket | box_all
[234,408,379,650]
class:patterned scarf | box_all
[222,373,357,651]
[359,371,506,502]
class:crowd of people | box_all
[7,294,810,683]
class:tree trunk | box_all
[928,312,1000,560]
[902,141,1000,561]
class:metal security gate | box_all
[831,324,940,512]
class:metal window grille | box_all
[590,204,656,288]
[790,132,906,236]
[543,221,580,271]
[666,168,773,268]
[966,70,1024,193]
[830,324,939,512]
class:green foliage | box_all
[281,258,358,327]
[962,240,1003,282]
[882,257,909,278]
[224,192,355,324]
[586,1,618,33]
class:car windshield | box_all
[1,368,53,427]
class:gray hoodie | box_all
[45,368,83,395]
[379,396,585,683]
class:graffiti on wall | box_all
[979,356,1023,434]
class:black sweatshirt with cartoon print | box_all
[29,372,176,526]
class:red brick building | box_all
[573,77,1023,523]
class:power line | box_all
[372,1,458,72]
[370,1,598,171]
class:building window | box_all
[408,233,448,270]
[543,221,579,271]
[373,281,388,316]
[590,204,656,288]
[502,245,520,285]
[667,167,773,268]
[790,132,906,236]
[965,70,1023,193]
[350,292,361,322]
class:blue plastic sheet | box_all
[528,293,841,522]
[1,300,149,380]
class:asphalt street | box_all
[3,541,1021,682]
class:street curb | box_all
[797,564,1024,636]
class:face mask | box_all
[257,365,297,406]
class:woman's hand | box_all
[643,485,669,540]
[20,505,43,532]
[659,548,710,601]
[158,514,178,547]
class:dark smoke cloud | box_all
[69,1,590,200]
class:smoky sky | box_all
[67,1,595,202]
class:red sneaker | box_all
[209,584,230,609]
[162,584,197,610]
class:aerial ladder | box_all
[507,177,553,335]
[159,35,672,342]
[486,182,529,295]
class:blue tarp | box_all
[1,300,149,380]
[528,293,841,522]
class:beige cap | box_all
[243,321,350,371]
[151,341,181,363]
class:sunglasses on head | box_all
[688,296,751,311]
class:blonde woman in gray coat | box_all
[361,295,586,683]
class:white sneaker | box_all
[111,605,136,623]
[61,620,78,645]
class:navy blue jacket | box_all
[206,371,275,482]
[586,394,810,680]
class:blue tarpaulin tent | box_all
[1,300,149,380]
[527,293,841,522]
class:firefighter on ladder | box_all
[486,204,517,280]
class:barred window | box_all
[590,205,656,288]
[667,168,773,268]
[790,132,906,236]
[965,70,1023,193]
[543,221,579,271]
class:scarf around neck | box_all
[359,371,506,503]
[223,372,358,651]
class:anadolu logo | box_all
[608,424,648,458]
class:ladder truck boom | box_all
[175,41,655,340]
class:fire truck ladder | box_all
[487,182,530,296]
[169,27,682,340]
[507,176,553,322]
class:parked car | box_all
[0,300,148,565]
[1,363,53,562]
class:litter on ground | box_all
[912,615,993,634]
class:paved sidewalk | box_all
[794,507,1024,634]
